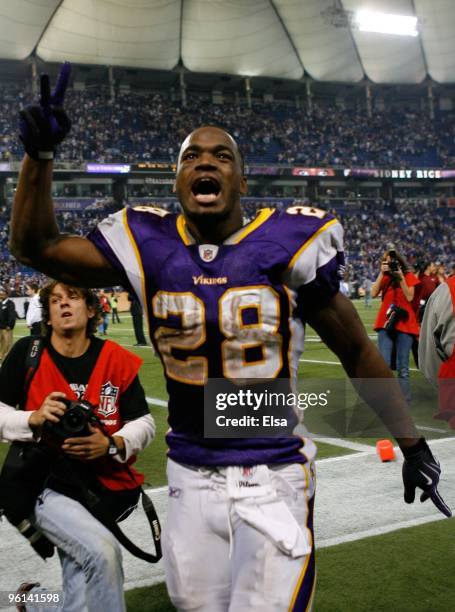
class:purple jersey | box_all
[88,205,345,466]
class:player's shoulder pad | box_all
[285,204,328,220]
[275,206,344,288]
[270,205,343,260]
[130,205,171,217]
[97,205,174,233]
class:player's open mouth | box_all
[191,177,221,204]
[61,312,72,318]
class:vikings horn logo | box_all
[98,381,120,417]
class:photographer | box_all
[0,281,155,612]
[372,249,420,402]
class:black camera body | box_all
[388,249,400,273]
[389,259,400,273]
[384,303,409,333]
[43,398,99,445]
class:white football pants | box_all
[163,459,316,612]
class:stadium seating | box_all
[1,84,454,168]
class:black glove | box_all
[19,62,72,160]
[402,438,452,518]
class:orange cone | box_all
[376,439,395,462]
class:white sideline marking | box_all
[299,358,342,365]
[306,334,378,341]
[312,436,373,452]
[418,425,449,434]
[318,514,447,548]
[146,396,168,407]
[299,357,419,372]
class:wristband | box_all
[401,437,428,460]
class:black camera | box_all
[384,303,409,333]
[388,249,400,273]
[43,399,99,445]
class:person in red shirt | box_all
[413,261,440,322]
[372,249,420,402]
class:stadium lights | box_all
[355,10,418,36]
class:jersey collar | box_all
[176,208,275,247]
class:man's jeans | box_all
[28,488,126,612]
[377,329,414,402]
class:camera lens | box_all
[63,408,86,433]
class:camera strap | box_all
[21,337,44,409]
[63,459,162,563]
[381,277,394,301]
[102,489,162,563]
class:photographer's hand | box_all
[62,424,111,461]
[28,391,67,432]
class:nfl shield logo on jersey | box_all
[199,244,219,262]
[98,381,120,417]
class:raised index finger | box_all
[51,61,71,106]
[40,74,51,110]
[429,488,452,518]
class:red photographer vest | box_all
[25,340,145,491]
[438,277,455,426]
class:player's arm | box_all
[305,291,419,446]
[10,156,119,287]
[9,63,121,287]
[305,292,451,517]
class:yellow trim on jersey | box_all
[230,208,275,244]
[287,218,338,271]
[122,208,151,335]
[176,214,192,246]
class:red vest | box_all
[437,277,455,427]
[26,339,145,490]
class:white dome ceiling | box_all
[1,0,454,83]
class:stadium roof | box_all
[1,0,454,84]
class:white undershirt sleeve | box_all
[113,413,156,463]
[0,402,34,442]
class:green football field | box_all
[1,300,454,611]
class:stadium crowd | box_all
[0,198,452,296]
[1,83,455,167]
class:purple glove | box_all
[19,62,72,160]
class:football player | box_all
[10,64,451,611]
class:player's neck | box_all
[50,330,91,357]
[184,209,243,244]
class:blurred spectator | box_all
[97,290,110,335]
[363,277,373,308]
[413,262,440,323]
[25,282,42,336]
[109,292,121,324]
[128,293,147,347]
[0,287,16,360]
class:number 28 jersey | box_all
[88,206,345,466]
